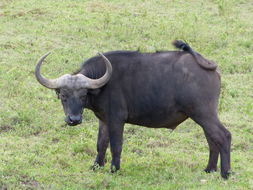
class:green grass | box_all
[0,0,253,189]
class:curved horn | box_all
[89,52,113,88]
[35,52,112,90]
[76,52,113,89]
[35,52,67,89]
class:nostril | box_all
[65,115,82,126]
[69,115,81,123]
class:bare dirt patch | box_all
[147,140,172,148]
[0,125,13,133]
[11,8,47,18]
[20,175,39,189]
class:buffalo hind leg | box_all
[204,130,219,173]
[192,115,231,179]
[91,120,109,169]
[218,122,231,179]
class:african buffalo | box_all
[35,40,231,179]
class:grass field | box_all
[0,0,253,189]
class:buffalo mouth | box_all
[65,116,82,126]
[66,121,82,126]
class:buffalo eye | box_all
[60,94,67,102]
[55,90,60,99]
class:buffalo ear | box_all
[88,89,100,96]
[55,89,60,99]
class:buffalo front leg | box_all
[108,121,124,173]
[91,120,109,169]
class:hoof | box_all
[110,165,119,173]
[221,171,231,179]
[90,163,103,171]
[204,167,217,173]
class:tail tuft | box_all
[172,40,193,52]
[172,40,217,71]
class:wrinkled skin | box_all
[37,47,231,179]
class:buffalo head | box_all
[35,52,112,126]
